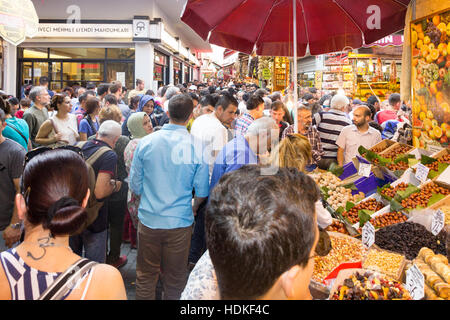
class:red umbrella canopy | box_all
[181,0,410,56]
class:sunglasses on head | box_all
[24,145,84,166]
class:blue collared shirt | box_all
[210,135,258,191]
[129,123,210,229]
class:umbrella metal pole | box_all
[293,0,298,133]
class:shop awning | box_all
[0,0,38,46]
[363,35,404,48]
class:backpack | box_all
[73,141,112,235]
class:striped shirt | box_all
[234,112,254,136]
[313,109,352,159]
[0,248,93,300]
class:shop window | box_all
[106,62,134,89]
[63,62,104,83]
[107,48,135,59]
[23,48,48,59]
[32,62,49,85]
[22,62,33,86]
[154,51,167,65]
[50,48,106,59]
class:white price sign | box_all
[358,162,372,177]
[415,163,429,183]
[406,264,424,300]
[362,221,375,248]
[431,209,445,236]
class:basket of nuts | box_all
[370,210,409,229]
[369,140,396,154]
[379,143,414,161]
[362,247,406,281]
[400,181,450,212]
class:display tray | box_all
[401,181,450,212]
[362,247,406,282]
[369,139,396,154]
[379,142,415,159]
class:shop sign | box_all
[324,52,348,66]
[0,0,38,46]
[363,35,404,48]
[262,68,271,80]
[133,16,150,42]
[37,23,133,38]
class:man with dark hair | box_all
[0,108,26,251]
[110,81,130,118]
[234,94,264,136]
[97,83,111,101]
[270,101,289,140]
[337,105,381,166]
[206,165,320,299]
[366,95,381,114]
[129,93,209,300]
[38,76,55,98]
[374,93,402,125]
[86,82,96,91]
[104,94,118,107]
[121,95,143,137]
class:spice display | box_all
[401,182,449,209]
[330,270,411,300]
[413,247,450,299]
[312,234,367,283]
[326,220,349,235]
[374,222,447,260]
[425,154,450,171]
[342,198,385,224]
[380,182,409,199]
[326,187,365,210]
[370,211,408,229]
[382,145,413,160]
[362,249,405,280]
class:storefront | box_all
[173,59,182,85]
[153,49,169,88]
[18,47,135,94]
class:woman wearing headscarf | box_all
[123,112,153,249]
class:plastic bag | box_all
[407,208,436,233]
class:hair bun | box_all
[45,197,87,236]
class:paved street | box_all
[118,243,137,300]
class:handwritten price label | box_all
[431,210,445,236]
[406,264,424,300]
[358,163,372,178]
[415,163,429,183]
[362,221,375,248]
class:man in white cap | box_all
[188,85,197,93]
[312,94,352,169]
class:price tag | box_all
[406,264,424,300]
[431,209,445,236]
[415,163,430,183]
[358,163,372,178]
[362,221,375,248]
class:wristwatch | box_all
[9,222,21,229]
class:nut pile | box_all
[370,212,408,229]
[440,206,450,225]
[313,235,367,283]
[386,161,409,171]
[382,145,413,160]
[327,187,365,210]
[374,222,447,260]
[342,198,385,225]
[380,182,409,199]
[371,145,390,154]
[326,220,349,235]
[425,154,450,171]
[401,182,449,209]
[363,249,405,280]
[313,171,342,190]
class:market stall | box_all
[307,137,450,300]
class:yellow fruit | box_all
[447,23,450,36]
[417,39,423,49]
[432,15,440,26]
[413,101,421,114]
[419,111,427,121]
[413,136,420,148]
[424,36,430,45]
[438,43,446,53]
[412,30,418,44]
[447,130,450,139]
[421,46,429,57]
[416,24,423,33]
[442,123,448,133]
[423,118,432,130]
[426,55,433,63]
[441,102,449,113]
[431,119,438,128]
[429,43,435,51]
[430,49,439,61]
[413,129,422,137]
[427,110,434,119]
[443,49,448,57]
[430,81,437,95]
[434,126,443,139]
[418,32,424,40]
[436,92,444,105]
[429,130,435,140]
[437,22,446,34]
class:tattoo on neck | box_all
[26,236,55,261]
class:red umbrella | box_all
[181,0,410,131]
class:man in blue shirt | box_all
[210,117,279,191]
[129,93,209,300]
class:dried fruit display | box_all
[440,205,450,225]
[374,222,447,260]
[342,198,384,225]
[312,234,367,283]
[425,154,450,171]
[386,161,410,171]
[382,145,413,160]
[400,182,449,210]
[363,249,406,281]
[326,220,349,235]
[330,270,411,300]
[380,182,409,199]
[370,211,408,229]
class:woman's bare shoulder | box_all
[84,263,127,300]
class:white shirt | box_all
[336,124,382,165]
[191,113,228,176]
[50,113,79,145]
[238,101,247,114]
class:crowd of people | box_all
[0,76,413,300]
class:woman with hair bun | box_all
[0,148,127,300]
[35,94,79,146]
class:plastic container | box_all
[339,161,358,180]
[353,173,378,196]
